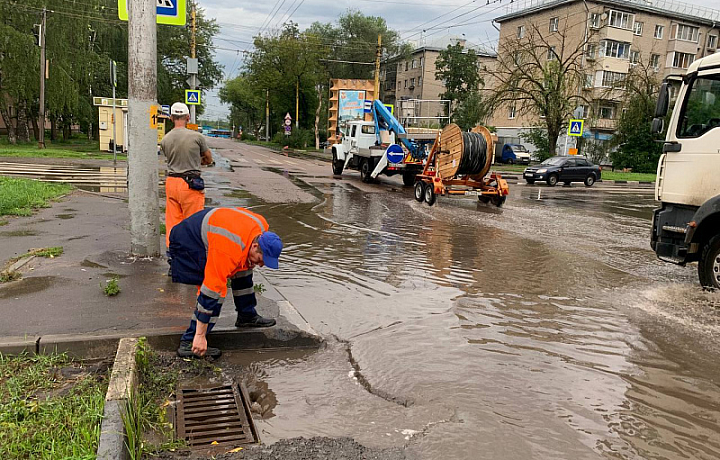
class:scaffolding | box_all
[397,99,452,130]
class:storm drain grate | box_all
[176,382,258,448]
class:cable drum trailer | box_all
[413,124,510,207]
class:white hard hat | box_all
[171,102,190,116]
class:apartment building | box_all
[491,0,720,150]
[381,36,496,127]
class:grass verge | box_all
[599,171,656,182]
[0,353,108,458]
[0,138,126,160]
[0,177,72,217]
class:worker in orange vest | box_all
[168,207,283,358]
[160,102,213,250]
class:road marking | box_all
[267,159,283,165]
[253,159,264,165]
[237,158,248,163]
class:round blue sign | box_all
[385,144,404,164]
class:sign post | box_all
[284,113,292,137]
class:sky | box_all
[197,0,720,121]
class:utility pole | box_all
[38,8,47,149]
[111,59,117,161]
[189,3,197,124]
[265,89,269,141]
[374,34,382,100]
[128,0,160,257]
[295,78,299,129]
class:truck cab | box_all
[651,53,720,288]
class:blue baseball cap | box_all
[258,232,283,269]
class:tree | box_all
[453,91,491,130]
[493,17,591,155]
[610,59,663,172]
[434,43,484,114]
[219,75,265,139]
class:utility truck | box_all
[650,52,720,288]
[330,100,431,186]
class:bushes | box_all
[240,132,257,141]
[272,128,314,149]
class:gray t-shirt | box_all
[160,127,209,174]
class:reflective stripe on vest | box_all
[231,208,267,232]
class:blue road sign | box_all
[161,105,170,116]
[185,90,200,105]
[118,0,186,26]
[567,119,584,137]
[364,100,372,113]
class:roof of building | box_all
[494,0,720,26]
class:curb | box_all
[7,255,35,272]
[97,337,139,460]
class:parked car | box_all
[523,156,601,186]
[499,143,531,164]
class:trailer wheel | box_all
[332,152,344,175]
[414,181,425,202]
[424,184,437,206]
[478,195,491,204]
[402,171,416,187]
[361,158,373,183]
[491,195,507,207]
[698,234,720,289]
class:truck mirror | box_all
[651,117,664,134]
[654,82,669,118]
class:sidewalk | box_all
[0,158,320,356]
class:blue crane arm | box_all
[371,100,418,156]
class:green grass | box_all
[103,278,121,296]
[0,270,21,283]
[0,353,107,459]
[0,177,72,217]
[0,137,126,160]
[599,171,656,182]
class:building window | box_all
[599,106,615,119]
[547,46,557,60]
[671,51,695,69]
[629,50,640,64]
[404,80,407,88]
[398,63,403,71]
[405,62,408,71]
[654,24,664,39]
[590,12,600,28]
[549,17,559,32]
[508,105,516,119]
[650,53,660,70]
[633,21,643,35]
[600,40,630,59]
[673,24,699,42]
[584,74,594,88]
[412,59,417,69]
[608,10,632,29]
[601,71,626,88]
[709,35,718,49]
[410,77,415,88]
[585,43,597,59]
[420,57,424,67]
[418,76,422,86]
[579,105,590,118]
[517,25,525,38]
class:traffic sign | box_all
[150,104,159,129]
[567,119,584,137]
[284,113,292,126]
[364,100,372,113]
[161,105,170,116]
[185,89,200,105]
[118,0,186,26]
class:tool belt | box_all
[169,171,204,191]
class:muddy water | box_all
[223,179,720,460]
[0,161,131,192]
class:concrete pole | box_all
[127,0,160,257]
[38,8,46,149]
[111,60,117,161]
[295,78,299,129]
[374,34,382,101]
[189,4,197,125]
[265,89,269,141]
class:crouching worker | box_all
[168,207,283,358]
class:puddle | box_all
[0,161,136,193]
[0,276,58,298]
[81,259,108,269]
[223,189,252,199]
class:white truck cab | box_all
[651,52,720,288]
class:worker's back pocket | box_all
[169,249,206,285]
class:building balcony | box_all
[667,38,700,55]
[590,118,617,130]
[597,25,634,44]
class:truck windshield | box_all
[677,75,720,138]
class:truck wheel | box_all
[414,181,425,202]
[402,171,416,187]
[698,235,720,289]
[424,184,436,206]
[547,174,558,187]
[332,152,344,175]
[361,159,373,183]
[584,174,596,187]
[491,195,507,207]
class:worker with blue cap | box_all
[168,206,283,358]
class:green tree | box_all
[453,91,491,130]
[520,128,550,161]
[219,75,265,139]
[434,43,484,114]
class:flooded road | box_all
[206,140,720,460]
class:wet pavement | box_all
[2,139,720,459]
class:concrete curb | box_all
[7,255,35,272]
[97,337,139,460]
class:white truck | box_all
[650,52,720,288]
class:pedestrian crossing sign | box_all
[185,90,200,105]
[118,0,186,26]
[568,119,584,137]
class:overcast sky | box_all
[197,0,720,121]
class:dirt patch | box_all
[55,214,75,220]
[0,229,39,237]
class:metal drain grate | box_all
[176,382,258,447]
